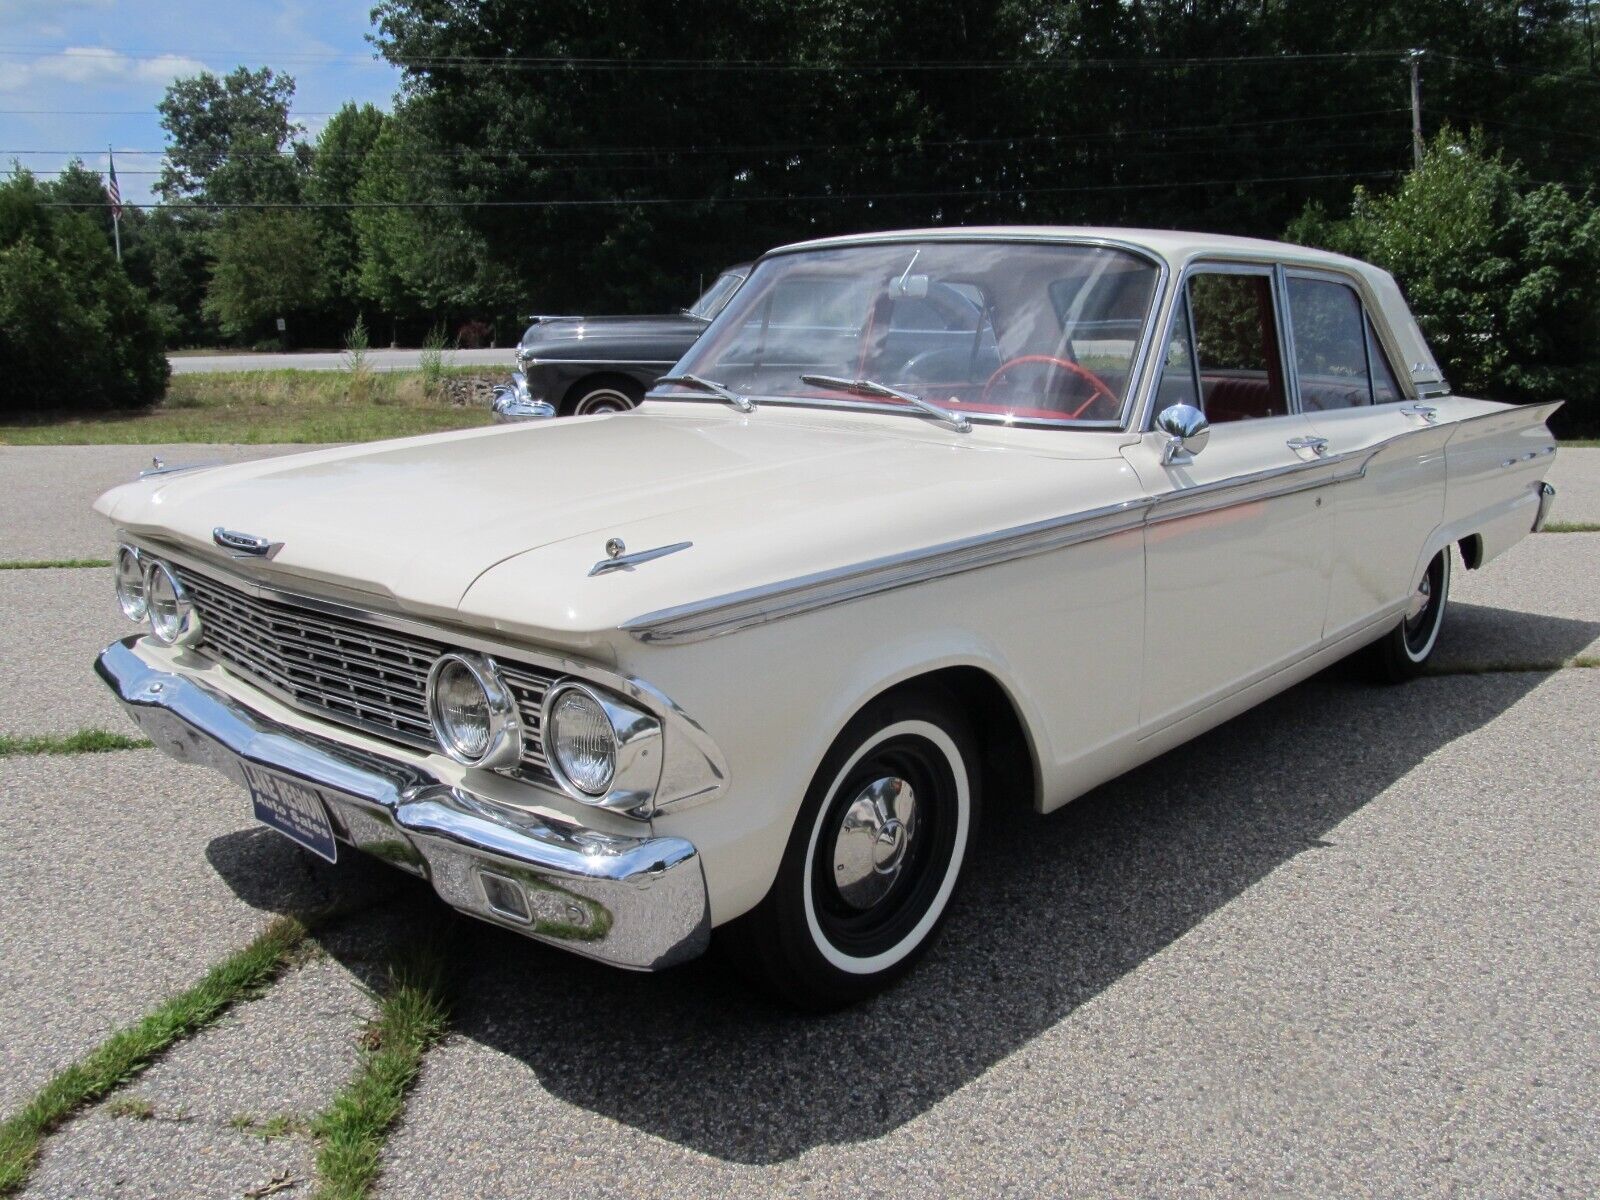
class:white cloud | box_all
[0,46,208,94]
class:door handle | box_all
[1286,435,1329,458]
[1399,404,1439,424]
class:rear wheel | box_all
[1369,547,1451,683]
[724,690,980,1009]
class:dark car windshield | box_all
[685,270,748,321]
[662,241,1160,425]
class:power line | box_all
[38,168,1399,210]
[1433,53,1600,88]
[0,44,1411,71]
[0,108,1413,162]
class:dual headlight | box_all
[424,652,661,814]
[115,544,201,647]
[114,546,661,813]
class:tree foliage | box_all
[203,209,329,342]
[0,171,168,413]
[157,66,308,205]
[1289,129,1600,435]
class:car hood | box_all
[96,404,1138,649]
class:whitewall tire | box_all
[724,689,980,1008]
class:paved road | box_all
[0,443,1594,1197]
[168,348,512,374]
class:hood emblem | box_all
[213,527,282,559]
[589,539,692,576]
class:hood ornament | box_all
[213,527,283,559]
[589,538,692,576]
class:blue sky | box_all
[0,1,402,203]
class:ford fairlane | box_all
[95,228,1560,1007]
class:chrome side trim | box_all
[113,536,731,813]
[624,400,1564,646]
[96,637,710,971]
[624,448,1379,645]
[521,357,677,367]
[625,496,1156,645]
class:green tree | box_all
[157,66,307,205]
[352,109,515,341]
[0,170,168,413]
[203,208,328,342]
[1289,129,1600,436]
[308,103,387,322]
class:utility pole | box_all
[1408,49,1425,172]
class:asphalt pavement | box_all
[0,442,1594,1197]
[167,348,512,374]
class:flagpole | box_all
[108,144,122,263]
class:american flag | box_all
[105,149,122,221]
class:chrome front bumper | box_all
[95,637,709,970]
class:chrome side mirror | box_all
[1156,403,1210,464]
[492,372,556,423]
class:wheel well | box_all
[1459,534,1484,570]
[877,667,1038,812]
[560,372,645,415]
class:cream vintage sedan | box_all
[95,228,1560,1007]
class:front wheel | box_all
[724,690,980,1009]
[1368,547,1451,683]
[564,378,642,416]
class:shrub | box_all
[1287,129,1600,438]
[0,172,168,415]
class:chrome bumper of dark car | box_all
[95,637,709,970]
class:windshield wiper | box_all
[799,374,971,433]
[655,373,754,413]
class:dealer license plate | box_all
[242,763,338,863]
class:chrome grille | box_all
[176,566,558,782]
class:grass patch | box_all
[104,1096,154,1121]
[1429,655,1599,676]
[1540,521,1600,533]
[0,916,307,1194]
[1557,438,1599,447]
[231,1113,310,1142]
[311,946,450,1200]
[0,368,499,446]
[0,730,151,757]
[0,558,111,570]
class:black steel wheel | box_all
[1369,547,1451,683]
[722,688,980,1009]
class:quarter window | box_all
[1285,275,1407,409]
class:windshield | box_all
[663,241,1160,425]
[685,270,747,321]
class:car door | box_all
[1283,270,1449,640]
[1122,264,1336,734]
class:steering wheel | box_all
[981,355,1119,419]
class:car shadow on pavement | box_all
[205,608,1600,1166]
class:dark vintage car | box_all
[502,264,750,417]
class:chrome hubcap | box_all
[577,390,631,414]
[832,776,918,910]
[1407,575,1432,621]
